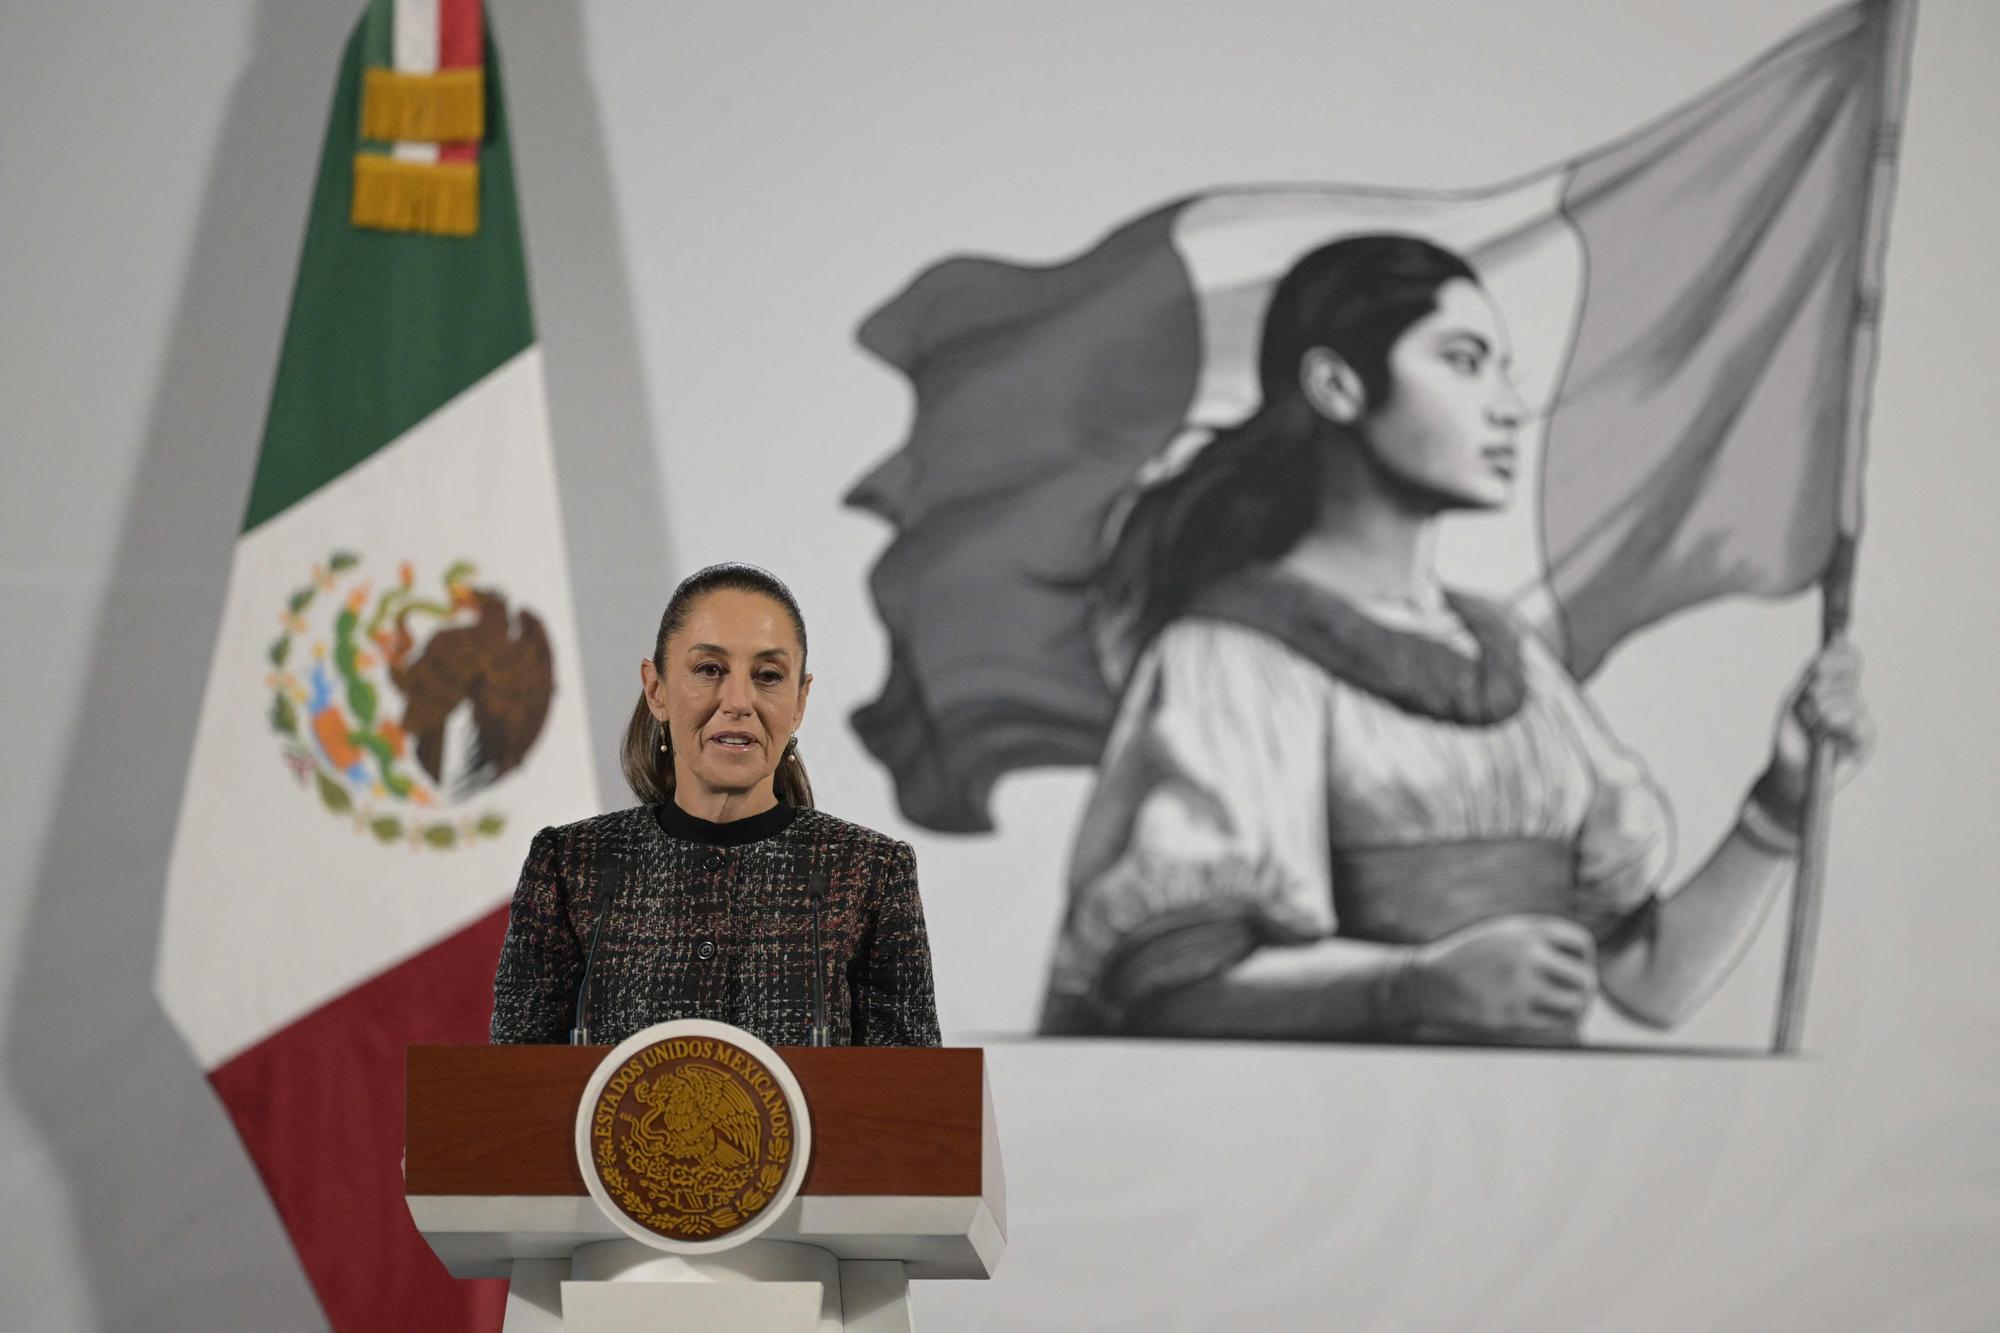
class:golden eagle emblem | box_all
[621,1065,764,1206]
[585,1034,798,1243]
[263,549,555,849]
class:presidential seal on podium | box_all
[574,1020,813,1254]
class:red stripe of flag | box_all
[440,0,482,69]
[210,906,512,1332]
[439,0,483,166]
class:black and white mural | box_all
[12,0,2000,1328]
[849,1,1896,1049]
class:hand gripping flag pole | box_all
[1772,0,1919,1055]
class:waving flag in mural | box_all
[850,0,1907,1048]
[851,0,1906,835]
[157,2,597,1328]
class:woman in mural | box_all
[1038,235,1871,1043]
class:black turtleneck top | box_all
[652,796,798,847]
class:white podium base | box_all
[499,1239,912,1333]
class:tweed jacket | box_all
[490,803,940,1048]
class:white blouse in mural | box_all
[1042,594,1675,1026]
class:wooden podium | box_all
[406,1045,1005,1332]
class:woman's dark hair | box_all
[621,562,815,808]
[1097,233,1478,659]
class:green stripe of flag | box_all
[243,18,533,533]
[355,0,394,157]
[360,0,392,75]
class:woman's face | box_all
[1359,278,1528,511]
[642,588,811,807]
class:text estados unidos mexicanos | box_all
[592,1040,793,1148]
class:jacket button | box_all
[703,853,724,871]
[696,939,716,960]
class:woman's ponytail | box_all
[620,693,674,805]
[774,736,816,809]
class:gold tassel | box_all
[351,155,480,237]
[360,68,485,144]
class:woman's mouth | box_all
[709,732,758,751]
[1482,444,1518,479]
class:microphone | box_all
[805,871,828,1048]
[569,880,619,1046]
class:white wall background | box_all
[4,2,1997,1329]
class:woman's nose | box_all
[1488,375,1528,428]
[720,674,755,713]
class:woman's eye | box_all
[756,671,784,686]
[1444,350,1480,374]
[694,663,722,678]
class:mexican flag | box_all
[156,2,598,1328]
[849,0,1909,833]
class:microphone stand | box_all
[806,875,828,1048]
[570,881,618,1046]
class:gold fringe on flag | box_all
[360,68,486,144]
[351,155,479,237]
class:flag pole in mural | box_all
[157,2,597,1329]
[848,1,1908,1040]
[1775,0,1917,1054]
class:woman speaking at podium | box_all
[490,563,941,1048]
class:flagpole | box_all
[1773,0,1918,1055]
